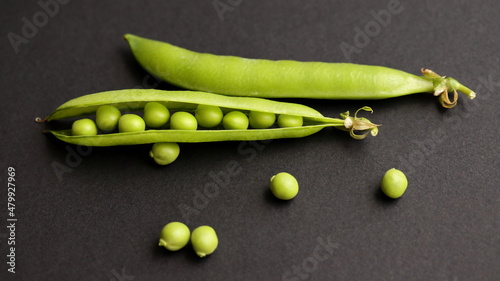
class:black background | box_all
[1,0,499,280]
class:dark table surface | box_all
[1,0,499,280]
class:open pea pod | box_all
[37,89,379,146]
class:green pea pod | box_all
[124,34,476,108]
[36,89,379,146]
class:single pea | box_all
[170,112,198,130]
[270,172,299,200]
[144,102,170,128]
[249,111,276,129]
[95,105,121,132]
[222,111,249,130]
[380,168,408,199]
[278,114,303,128]
[150,143,180,165]
[158,222,191,251]
[195,104,223,128]
[72,118,98,136]
[191,225,218,258]
[118,114,145,133]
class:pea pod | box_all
[36,89,379,146]
[124,33,476,108]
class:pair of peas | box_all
[269,169,409,200]
[159,223,218,258]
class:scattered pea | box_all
[278,114,303,128]
[118,114,145,133]
[222,111,249,130]
[95,105,121,132]
[150,143,180,165]
[195,104,223,128]
[170,111,198,130]
[144,102,170,128]
[71,118,98,136]
[270,172,299,200]
[380,168,408,199]
[158,222,191,251]
[191,225,218,258]
[249,111,276,129]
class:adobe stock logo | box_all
[7,0,71,54]
[339,0,403,61]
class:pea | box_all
[42,90,380,146]
[95,105,121,132]
[71,118,98,136]
[158,222,190,251]
[222,111,249,130]
[150,143,180,165]
[270,172,299,200]
[191,225,218,258]
[125,33,476,109]
[277,114,303,128]
[249,111,276,129]
[118,114,145,133]
[195,104,223,128]
[170,112,197,130]
[380,168,408,199]
[144,102,170,128]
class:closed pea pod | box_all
[36,89,379,146]
[124,34,476,108]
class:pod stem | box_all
[35,117,47,123]
[421,69,476,108]
[338,106,380,140]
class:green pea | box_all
[191,225,218,258]
[380,168,408,199]
[150,143,180,165]
[249,111,276,129]
[71,118,98,136]
[125,33,476,109]
[170,111,197,130]
[223,111,249,130]
[195,104,223,128]
[158,222,190,251]
[118,114,145,133]
[144,102,170,128]
[278,114,303,128]
[95,105,121,132]
[270,172,299,200]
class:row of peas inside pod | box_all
[72,101,305,136]
[70,101,305,165]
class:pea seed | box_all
[158,222,190,251]
[71,118,98,136]
[278,114,303,128]
[144,102,170,128]
[270,172,299,200]
[249,111,276,129]
[195,104,223,128]
[191,225,218,258]
[118,114,145,133]
[95,105,121,132]
[170,112,197,130]
[380,168,408,199]
[150,143,180,165]
[223,111,248,130]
